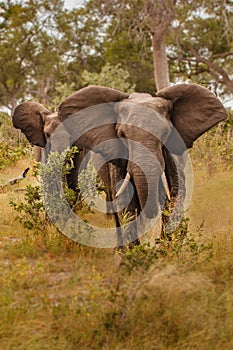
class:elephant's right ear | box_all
[12,102,50,147]
[157,84,227,149]
[58,85,129,121]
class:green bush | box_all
[0,142,31,169]
[0,112,31,169]
[10,149,78,235]
[10,184,49,234]
[10,147,102,235]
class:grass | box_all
[0,156,233,349]
[189,168,233,235]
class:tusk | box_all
[161,172,170,201]
[115,172,131,198]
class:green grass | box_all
[0,157,233,350]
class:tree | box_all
[2,0,232,110]
[0,1,36,111]
[81,63,135,92]
[103,24,155,94]
[56,3,107,88]
[84,0,233,96]
[169,0,233,96]
[87,0,176,91]
[144,0,176,90]
[0,0,67,112]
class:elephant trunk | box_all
[129,162,161,219]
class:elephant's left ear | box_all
[156,84,227,148]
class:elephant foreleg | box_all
[162,147,186,238]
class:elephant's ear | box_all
[156,84,227,148]
[58,85,129,121]
[12,102,50,147]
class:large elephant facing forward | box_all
[12,84,227,246]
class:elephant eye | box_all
[45,132,50,139]
[117,129,125,138]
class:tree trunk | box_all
[152,32,170,91]
[9,92,19,116]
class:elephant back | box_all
[58,85,129,121]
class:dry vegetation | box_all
[0,138,233,349]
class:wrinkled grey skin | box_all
[12,85,227,245]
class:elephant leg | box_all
[107,160,140,246]
[97,162,115,217]
[162,147,186,238]
[34,146,43,162]
[95,159,137,246]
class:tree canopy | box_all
[0,0,232,112]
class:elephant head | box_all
[12,101,51,148]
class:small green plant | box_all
[156,219,213,261]
[0,112,31,169]
[10,184,49,234]
[119,217,213,276]
[10,148,79,235]
[10,147,104,236]
[0,142,31,169]
[120,243,158,273]
[40,147,79,217]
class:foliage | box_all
[158,219,213,260]
[95,219,213,343]
[101,21,155,93]
[0,0,62,109]
[0,111,31,169]
[10,148,79,234]
[120,243,158,273]
[0,0,101,110]
[50,82,76,109]
[0,142,30,169]
[168,0,233,95]
[10,147,103,234]
[1,0,233,108]
[81,63,135,93]
[10,184,49,234]
[120,217,212,274]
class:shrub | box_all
[0,142,31,169]
[0,112,31,169]
[10,184,49,234]
[10,147,102,236]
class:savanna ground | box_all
[0,140,233,350]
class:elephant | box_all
[12,84,227,247]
